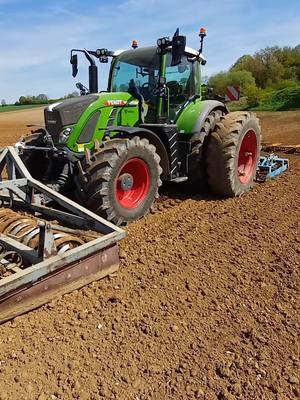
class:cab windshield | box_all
[110,46,197,121]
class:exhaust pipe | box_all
[88,64,98,94]
[70,49,99,93]
[84,50,98,93]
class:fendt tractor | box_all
[18,28,261,226]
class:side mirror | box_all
[171,35,186,66]
[70,54,78,77]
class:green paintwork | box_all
[175,98,207,134]
[66,92,140,152]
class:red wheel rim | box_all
[238,129,257,184]
[116,158,150,209]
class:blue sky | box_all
[0,0,300,103]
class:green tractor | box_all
[19,28,261,226]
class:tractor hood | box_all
[44,92,140,151]
[44,95,99,142]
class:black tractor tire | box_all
[75,137,162,226]
[206,111,261,196]
[190,109,224,150]
[188,109,225,185]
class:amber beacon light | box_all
[132,40,139,49]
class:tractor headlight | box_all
[59,127,73,143]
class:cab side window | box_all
[166,55,194,120]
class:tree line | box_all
[1,92,79,107]
[208,45,300,107]
[15,92,79,105]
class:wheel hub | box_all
[118,173,134,191]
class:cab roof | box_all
[113,45,199,59]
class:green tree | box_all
[244,84,263,107]
[209,44,300,110]
[231,46,300,89]
[231,55,266,88]
[37,94,49,103]
[208,72,229,96]
[64,91,79,99]
[227,70,256,95]
[208,70,256,97]
[19,96,27,104]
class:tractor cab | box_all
[69,29,204,125]
[108,46,201,122]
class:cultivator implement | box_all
[256,154,289,182]
[0,146,125,323]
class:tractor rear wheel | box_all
[188,109,225,185]
[76,137,162,226]
[206,111,261,196]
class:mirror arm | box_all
[83,49,95,66]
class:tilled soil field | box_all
[0,107,44,146]
[0,110,299,400]
[258,111,299,146]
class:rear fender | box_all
[176,99,228,135]
[192,100,229,133]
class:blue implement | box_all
[256,154,289,182]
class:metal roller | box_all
[0,209,84,254]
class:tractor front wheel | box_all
[206,111,261,196]
[76,137,162,226]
